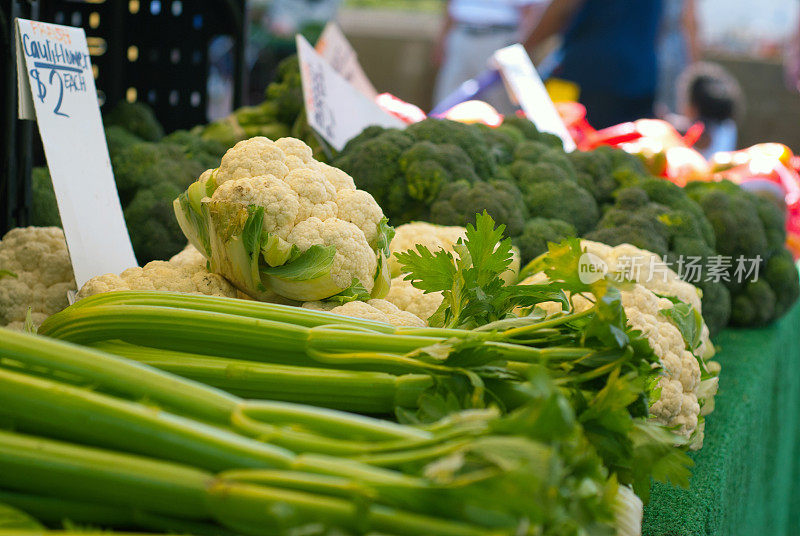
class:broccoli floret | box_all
[753,194,787,256]
[405,119,497,179]
[538,132,566,150]
[585,225,669,258]
[730,279,777,327]
[637,178,715,247]
[103,101,164,142]
[566,148,617,203]
[398,141,479,203]
[763,249,800,318]
[31,167,61,227]
[512,141,552,164]
[198,116,246,149]
[340,125,387,153]
[500,115,541,141]
[473,123,518,165]
[515,218,577,263]
[508,160,575,188]
[124,180,187,264]
[163,130,227,170]
[695,280,731,336]
[111,142,206,206]
[430,180,527,236]
[517,175,599,234]
[265,55,303,125]
[105,126,143,157]
[685,180,768,259]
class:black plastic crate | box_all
[1,0,246,235]
[1,0,37,234]
[40,0,246,131]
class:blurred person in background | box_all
[523,0,663,128]
[656,0,700,116]
[678,62,743,158]
[432,0,546,112]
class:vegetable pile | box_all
[334,117,799,333]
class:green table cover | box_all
[643,300,800,535]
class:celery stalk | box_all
[0,367,295,471]
[98,341,431,413]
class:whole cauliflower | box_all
[519,241,722,448]
[174,137,393,303]
[302,298,425,327]
[78,244,239,299]
[0,227,76,330]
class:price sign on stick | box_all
[492,44,577,152]
[296,35,404,151]
[15,18,137,288]
[315,22,377,99]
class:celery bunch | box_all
[0,329,620,535]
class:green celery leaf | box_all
[261,245,336,281]
[396,245,458,293]
[0,270,17,280]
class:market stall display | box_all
[2,9,800,534]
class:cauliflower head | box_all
[302,298,425,327]
[519,241,721,448]
[78,244,240,300]
[0,227,76,330]
[173,137,394,303]
[384,276,443,323]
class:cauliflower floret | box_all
[336,189,384,246]
[0,227,76,330]
[303,299,425,327]
[169,244,208,269]
[319,162,356,192]
[287,217,376,292]
[384,276,443,322]
[78,258,239,300]
[283,168,338,222]
[215,137,289,183]
[275,137,314,163]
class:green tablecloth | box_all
[643,300,800,535]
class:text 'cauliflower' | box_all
[173,137,394,302]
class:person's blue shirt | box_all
[558,0,663,98]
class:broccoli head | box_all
[198,116,246,149]
[31,167,61,227]
[265,55,303,125]
[753,194,787,256]
[636,178,715,247]
[111,142,206,206]
[105,126,143,158]
[430,179,527,236]
[103,101,164,142]
[566,148,617,203]
[163,130,228,170]
[763,249,800,319]
[124,180,187,264]
[685,180,768,259]
[473,123,519,165]
[515,217,577,263]
[405,119,497,179]
[730,279,777,327]
[695,280,732,336]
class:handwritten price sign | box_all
[15,18,136,287]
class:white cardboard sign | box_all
[492,44,576,152]
[296,35,404,151]
[315,22,377,99]
[15,18,137,288]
